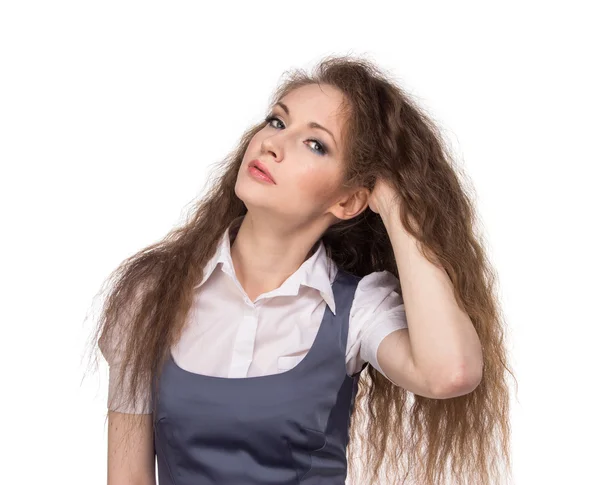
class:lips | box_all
[249,159,276,183]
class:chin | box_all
[234,176,268,205]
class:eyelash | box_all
[263,115,329,156]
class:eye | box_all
[263,115,329,157]
[305,139,327,156]
[265,115,284,130]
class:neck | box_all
[229,212,326,301]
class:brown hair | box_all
[87,54,515,484]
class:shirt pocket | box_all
[277,354,307,373]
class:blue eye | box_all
[263,115,328,156]
[265,115,284,130]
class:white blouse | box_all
[101,217,408,413]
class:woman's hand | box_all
[368,177,401,217]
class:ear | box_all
[328,187,371,221]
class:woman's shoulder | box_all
[98,274,157,367]
[346,269,407,370]
[332,266,401,295]
[352,269,403,309]
[359,269,399,286]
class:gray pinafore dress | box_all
[152,268,366,484]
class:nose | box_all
[260,133,283,163]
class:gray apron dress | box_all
[152,268,366,484]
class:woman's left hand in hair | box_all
[368,177,401,216]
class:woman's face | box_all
[236,83,351,224]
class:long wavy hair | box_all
[88,54,515,484]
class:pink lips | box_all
[248,159,276,184]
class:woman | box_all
[92,55,514,484]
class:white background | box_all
[1,1,598,484]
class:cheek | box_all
[293,165,341,203]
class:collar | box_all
[192,216,337,314]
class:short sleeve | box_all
[98,282,153,414]
[346,270,408,379]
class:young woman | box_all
[92,55,514,485]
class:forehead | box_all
[278,83,346,136]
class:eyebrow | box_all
[274,101,338,148]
